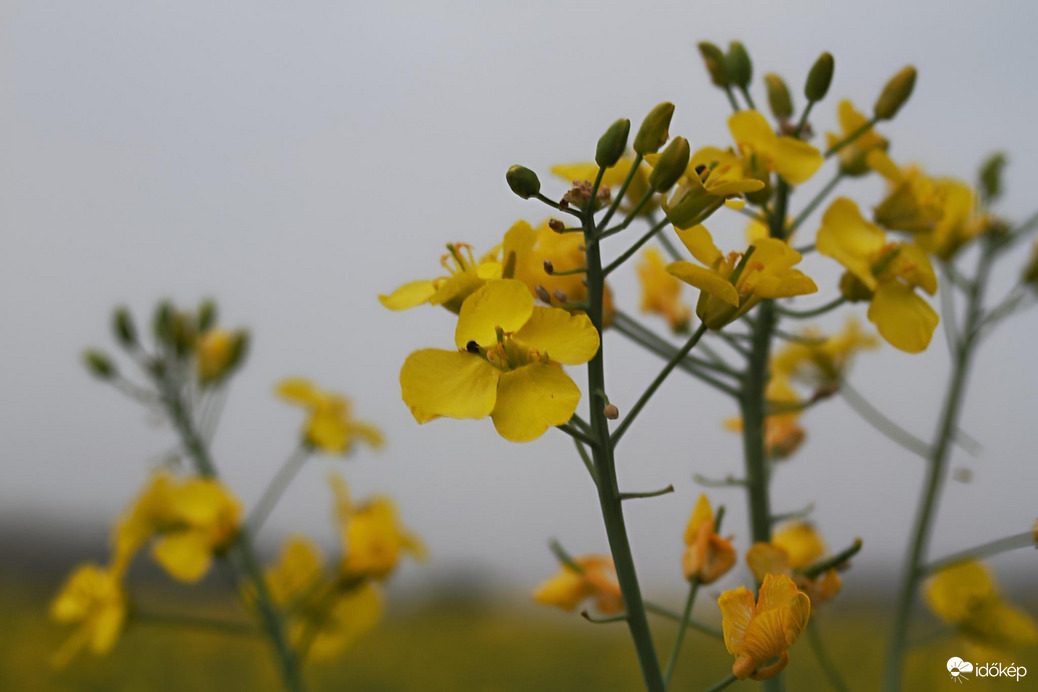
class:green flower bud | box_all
[506,165,541,199]
[979,152,1007,204]
[874,66,917,121]
[726,41,752,89]
[633,102,675,156]
[197,299,217,332]
[805,52,834,102]
[765,73,793,121]
[83,349,116,379]
[112,307,137,348]
[152,300,174,345]
[169,311,196,358]
[649,136,690,193]
[596,118,631,169]
[227,331,250,373]
[697,42,729,87]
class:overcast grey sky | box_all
[2,1,1037,599]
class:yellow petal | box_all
[667,261,740,307]
[890,243,938,295]
[745,543,790,583]
[771,136,824,185]
[729,111,777,155]
[89,605,126,655]
[378,280,438,311]
[400,349,499,423]
[866,149,903,182]
[304,582,383,660]
[513,307,600,365]
[674,225,723,267]
[491,363,580,442]
[868,282,938,353]
[455,280,534,349]
[817,198,887,289]
[719,586,756,655]
[772,522,827,569]
[684,494,714,545]
[924,560,998,624]
[533,567,592,610]
[276,377,323,407]
[152,532,213,583]
[753,271,817,299]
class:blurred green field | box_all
[3,574,1034,691]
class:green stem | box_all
[583,213,666,691]
[604,218,670,276]
[159,378,305,692]
[806,620,848,692]
[794,101,815,138]
[611,323,710,446]
[824,117,878,158]
[801,538,863,579]
[643,601,722,638]
[598,154,644,231]
[723,86,740,112]
[134,611,260,637]
[620,485,675,501]
[248,445,311,533]
[773,296,846,319]
[572,437,599,486]
[703,673,739,692]
[923,531,1035,574]
[663,579,700,687]
[839,380,930,458]
[882,244,995,691]
[789,171,843,235]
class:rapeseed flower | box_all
[729,110,824,186]
[277,378,384,455]
[817,197,938,353]
[826,100,888,177]
[637,247,691,333]
[746,521,843,604]
[378,242,501,313]
[719,573,811,680]
[648,146,765,229]
[725,376,806,460]
[682,494,735,584]
[533,554,624,615]
[400,279,599,442]
[771,317,878,387]
[49,563,127,668]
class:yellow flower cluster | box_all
[277,378,384,455]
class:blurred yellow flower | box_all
[725,376,806,461]
[729,110,823,185]
[682,494,735,584]
[667,225,816,330]
[378,242,502,313]
[867,150,946,234]
[636,247,691,333]
[330,473,426,580]
[533,554,624,615]
[49,563,127,668]
[925,560,1037,655]
[826,100,888,177]
[266,535,324,606]
[719,573,811,680]
[114,472,242,582]
[648,146,764,229]
[550,155,656,217]
[196,328,234,383]
[302,582,383,661]
[746,521,843,604]
[817,197,938,353]
[771,317,878,386]
[399,279,599,442]
[277,378,384,455]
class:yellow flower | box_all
[771,317,879,386]
[925,560,1037,655]
[867,150,947,234]
[301,582,383,661]
[533,554,624,615]
[330,473,425,580]
[378,242,502,313]
[719,573,811,680]
[817,197,938,353]
[502,219,615,319]
[114,472,242,582]
[400,279,600,442]
[550,155,656,217]
[826,100,888,177]
[682,495,736,584]
[746,522,843,604]
[277,378,384,455]
[729,110,824,185]
[648,146,765,229]
[919,181,990,261]
[266,535,324,607]
[637,247,691,333]
[667,225,817,330]
[49,563,128,668]
[196,328,234,383]
[725,376,806,461]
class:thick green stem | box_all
[584,214,665,691]
[161,380,305,692]
[882,249,994,690]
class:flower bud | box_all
[697,42,729,87]
[804,52,834,102]
[226,331,250,373]
[874,66,917,121]
[649,136,690,193]
[506,165,541,199]
[603,404,619,420]
[197,299,217,332]
[725,41,752,89]
[633,102,675,156]
[152,300,174,345]
[765,73,793,121]
[112,307,137,348]
[1021,241,1038,290]
[83,350,116,379]
[548,219,566,233]
[979,152,1007,204]
[596,118,631,169]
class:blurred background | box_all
[2,1,1036,689]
